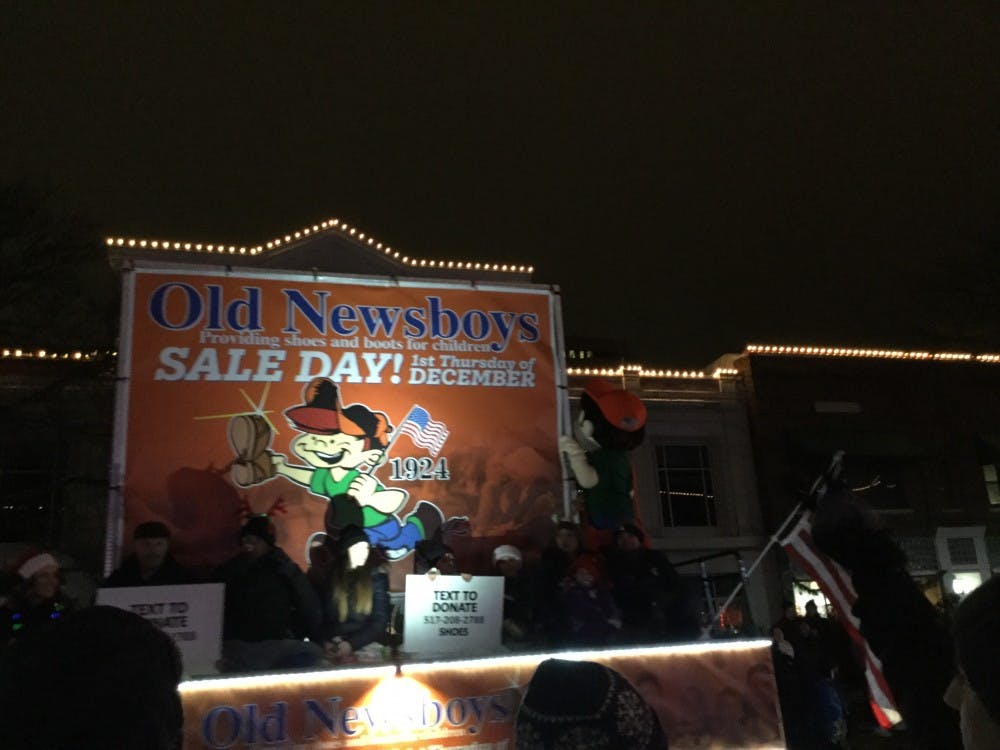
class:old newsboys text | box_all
[147,284,542,386]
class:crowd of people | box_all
[3,509,1000,750]
[0,513,699,672]
[524,520,701,649]
[0,515,392,672]
[771,598,857,748]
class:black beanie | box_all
[515,659,666,749]
[240,515,276,547]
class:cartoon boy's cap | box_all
[285,378,364,435]
[584,378,646,433]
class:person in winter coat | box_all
[605,523,698,643]
[559,553,621,647]
[809,464,962,749]
[535,521,585,646]
[0,606,184,750]
[215,514,323,671]
[944,574,1000,750]
[0,549,74,654]
[312,524,390,664]
[493,544,534,649]
[102,521,196,588]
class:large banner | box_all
[179,641,784,750]
[109,265,565,577]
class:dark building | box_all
[0,352,115,574]
[728,345,1000,612]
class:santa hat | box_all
[515,659,665,749]
[493,544,522,564]
[14,550,59,581]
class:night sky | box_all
[2,4,997,367]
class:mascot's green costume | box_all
[559,378,647,549]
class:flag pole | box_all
[361,405,415,477]
[709,501,804,633]
[711,450,845,633]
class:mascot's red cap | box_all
[584,379,646,432]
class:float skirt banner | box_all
[112,265,563,575]
[179,641,784,750]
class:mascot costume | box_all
[559,378,647,549]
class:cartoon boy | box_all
[260,378,446,559]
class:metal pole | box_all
[701,561,716,625]
[709,451,844,634]
[706,500,804,634]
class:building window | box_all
[983,464,1000,506]
[655,445,717,527]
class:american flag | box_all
[781,512,903,729]
[397,405,449,456]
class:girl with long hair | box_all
[312,525,390,664]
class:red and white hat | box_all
[14,550,58,580]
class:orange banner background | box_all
[179,642,783,749]
[114,267,563,577]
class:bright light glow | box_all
[179,640,770,693]
[359,673,437,727]
[949,571,982,596]
[347,540,369,570]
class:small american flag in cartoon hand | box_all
[397,405,449,456]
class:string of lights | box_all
[105,217,534,274]
[746,344,1000,362]
[5,346,998,372]
[0,349,112,361]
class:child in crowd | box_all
[559,552,621,647]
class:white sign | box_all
[97,583,224,676]
[402,574,503,657]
